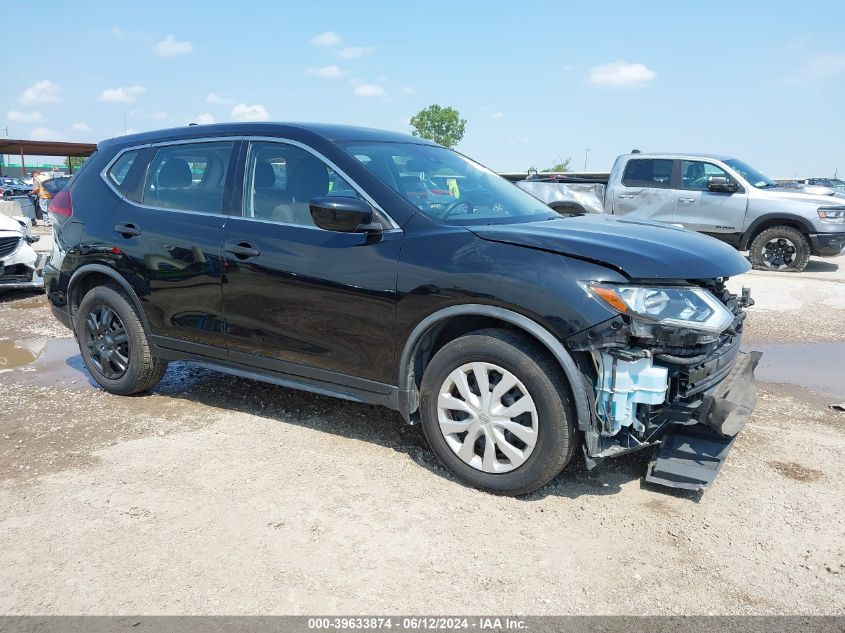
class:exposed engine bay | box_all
[567,278,760,489]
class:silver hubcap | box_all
[437,362,538,473]
[762,237,797,270]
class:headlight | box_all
[588,283,734,333]
[817,207,845,224]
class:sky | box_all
[2,0,844,178]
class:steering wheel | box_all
[441,200,474,219]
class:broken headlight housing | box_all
[588,283,734,333]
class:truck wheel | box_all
[419,328,576,496]
[749,226,810,272]
[75,284,167,395]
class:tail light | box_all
[49,189,73,222]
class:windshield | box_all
[723,158,776,189]
[340,142,556,225]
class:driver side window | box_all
[681,161,732,191]
[244,141,361,226]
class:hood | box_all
[469,216,751,280]
[764,186,845,204]
[0,213,25,235]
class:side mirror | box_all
[707,176,739,193]
[309,196,381,233]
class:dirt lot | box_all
[1,243,844,615]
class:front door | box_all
[673,160,748,238]
[611,158,676,224]
[109,139,237,357]
[221,140,402,389]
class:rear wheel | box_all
[75,284,167,395]
[749,226,810,272]
[419,329,576,495]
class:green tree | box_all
[541,158,571,173]
[409,105,466,148]
[65,156,87,172]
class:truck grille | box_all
[0,236,22,259]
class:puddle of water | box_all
[746,342,845,401]
[0,337,92,388]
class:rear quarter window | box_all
[622,159,674,188]
[106,149,142,193]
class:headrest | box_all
[290,156,329,201]
[254,161,276,188]
[158,158,192,188]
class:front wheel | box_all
[419,329,576,495]
[75,284,167,395]
[749,226,811,272]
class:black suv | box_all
[44,123,760,495]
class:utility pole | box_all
[584,148,590,171]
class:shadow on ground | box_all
[70,359,692,502]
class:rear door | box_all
[611,158,676,223]
[109,139,237,357]
[673,159,748,238]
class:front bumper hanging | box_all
[645,351,761,490]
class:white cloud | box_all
[20,80,63,105]
[339,46,375,59]
[111,27,123,38]
[123,128,137,135]
[98,86,147,103]
[154,34,193,57]
[30,127,64,141]
[206,92,234,105]
[230,103,269,122]
[310,31,341,46]
[399,86,415,95]
[306,65,347,78]
[491,111,504,119]
[7,110,44,123]
[587,61,656,87]
[147,111,168,120]
[72,122,92,132]
[195,113,215,124]
[800,52,845,81]
[354,84,386,97]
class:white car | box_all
[0,213,48,292]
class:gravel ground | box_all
[1,257,844,615]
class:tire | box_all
[75,284,167,395]
[419,328,576,496]
[749,225,811,272]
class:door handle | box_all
[114,223,141,237]
[678,197,695,203]
[225,241,261,259]
[618,194,636,199]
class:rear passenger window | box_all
[142,141,234,213]
[107,149,141,193]
[622,159,674,189]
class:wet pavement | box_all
[748,342,845,401]
[0,337,92,390]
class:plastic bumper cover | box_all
[645,351,761,490]
[809,232,845,257]
[0,250,48,290]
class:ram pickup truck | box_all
[511,153,845,272]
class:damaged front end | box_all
[0,214,48,292]
[566,279,761,491]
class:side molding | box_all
[397,304,592,432]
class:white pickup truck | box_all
[507,152,845,272]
